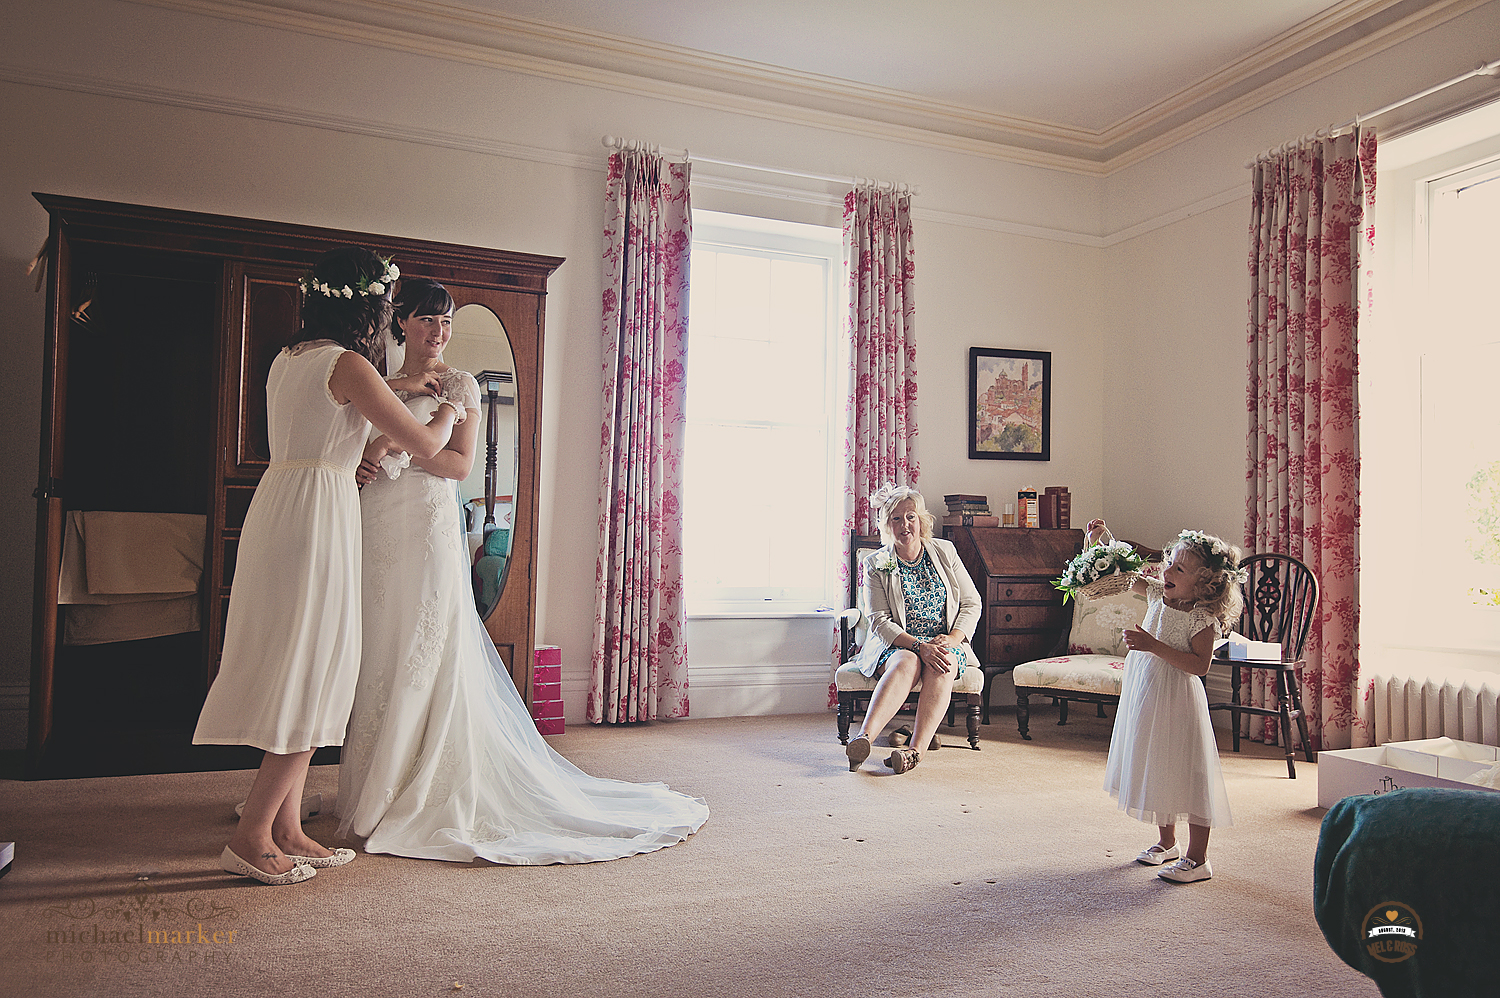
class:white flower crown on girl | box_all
[1176,529,1249,584]
[298,258,400,299]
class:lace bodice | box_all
[393,367,481,412]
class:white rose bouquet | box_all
[1054,539,1147,602]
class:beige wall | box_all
[3,0,1498,743]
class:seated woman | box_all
[845,484,983,774]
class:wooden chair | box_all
[833,532,983,750]
[1208,552,1318,778]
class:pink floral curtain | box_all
[842,185,919,542]
[831,185,919,704]
[1244,128,1375,752]
[588,148,691,724]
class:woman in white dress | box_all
[194,248,462,885]
[337,279,708,864]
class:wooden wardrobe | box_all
[28,194,562,778]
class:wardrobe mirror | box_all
[442,302,517,621]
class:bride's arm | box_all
[411,406,480,481]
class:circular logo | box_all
[1362,902,1422,963]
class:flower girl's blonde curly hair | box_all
[1171,529,1246,635]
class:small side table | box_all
[1208,654,1316,779]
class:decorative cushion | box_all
[834,659,985,695]
[1065,590,1147,656]
[1012,655,1125,697]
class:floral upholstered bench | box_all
[1011,589,1146,740]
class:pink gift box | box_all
[534,716,565,735]
[533,664,561,683]
[534,645,562,667]
[530,698,564,721]
[532,679,561,700]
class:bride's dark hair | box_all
[390,278,456,345]
[293,245,394,362]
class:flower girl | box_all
[1087,519,1244,883]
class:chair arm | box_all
[838,607,862,664]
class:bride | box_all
[336,278,708,864]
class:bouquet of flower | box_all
[1054,539,1147,602]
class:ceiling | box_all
[147,0,1468,169]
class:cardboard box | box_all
[534,716,565,735]
[1216,634,1282,661]
[530,698,564,721]
[533,664,561,683]
[534,645,562,667]
[532,679,561,701]
[1317,737,1500,809]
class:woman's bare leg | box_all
[226,750,313,875]
[856,651,922,739]
[908,661,957,751]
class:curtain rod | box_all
[1246,56,1500,167]
[600,136,918,195]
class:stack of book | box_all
[942,494,998,528]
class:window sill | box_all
[688,603,842,620]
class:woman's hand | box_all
[915,640,958,674]
[1122,624,1162,656]
[387,371,442,396]
[356,435,396,486]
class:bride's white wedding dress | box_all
[336,370,708,864]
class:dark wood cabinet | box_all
[29,194,562,777]
[948,526,1083,720]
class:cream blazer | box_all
[853,537,983,677]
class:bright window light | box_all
[685,211,843,612]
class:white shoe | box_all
[219,846,315,886]
[234,792,323,820]
[283,848,356,869]
[1135,842,1181,866]
[1158,857,1213,883]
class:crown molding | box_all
[0,59,1247,249]
[121,0,1492,174]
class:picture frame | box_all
[968,347,1051,461]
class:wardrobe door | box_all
[209,262,304,679]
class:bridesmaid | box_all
[193,247,464,885]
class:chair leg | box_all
[981,669,992,726]
[1057,698,1069,726]
[1229,663,1243,753]
[1288,666,1316,762]
[1016,692,1032,741]
[1096,702,1106,718]
[837,692,854,745]
[1276,672,1297,779]
[966,694,981,750]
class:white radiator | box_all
[1368,667,1500,746]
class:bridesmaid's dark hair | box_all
[293,245,395,362]
[390,277,455,345]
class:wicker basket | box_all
[1072,571,1141,600]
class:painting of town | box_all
[968,347,1050,461]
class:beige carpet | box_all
[0,709,1376,998]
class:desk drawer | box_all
[984,632,1058,664]
[986,580,1058,604]
[987,603,1062,630]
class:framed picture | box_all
[968,347,1050,461]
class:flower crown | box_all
[1175,529,1248,582]
[298,257,399,299]
[869,482,921,511]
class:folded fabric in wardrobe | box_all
[58,511,206,644]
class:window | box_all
[1363,102,1500,654]
[684,211,843,612]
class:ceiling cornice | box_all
[97,0,1500,172]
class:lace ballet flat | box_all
[219,846,316,886]
[846,735,872,771]
[234,792,323,821]
[283,848,356,869]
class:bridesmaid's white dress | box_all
[194,342,366,754]
[336,369,709,864]
[1103,579,1233,828]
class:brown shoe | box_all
[928,734,941,751]
[885,747,920,773]
[889,724,912,747]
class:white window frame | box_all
[684,210,844,616]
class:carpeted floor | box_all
[0,709,1376,998]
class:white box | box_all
[1317,736,1500,809]
[1215,634,1282,661]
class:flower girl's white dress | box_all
[1103,579,1233,828]
[336,370,708,864]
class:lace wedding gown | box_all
[336,369,709,864]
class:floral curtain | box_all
[1244,128,1375,752]
[588,148,692,724]
[832,185,919,704]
